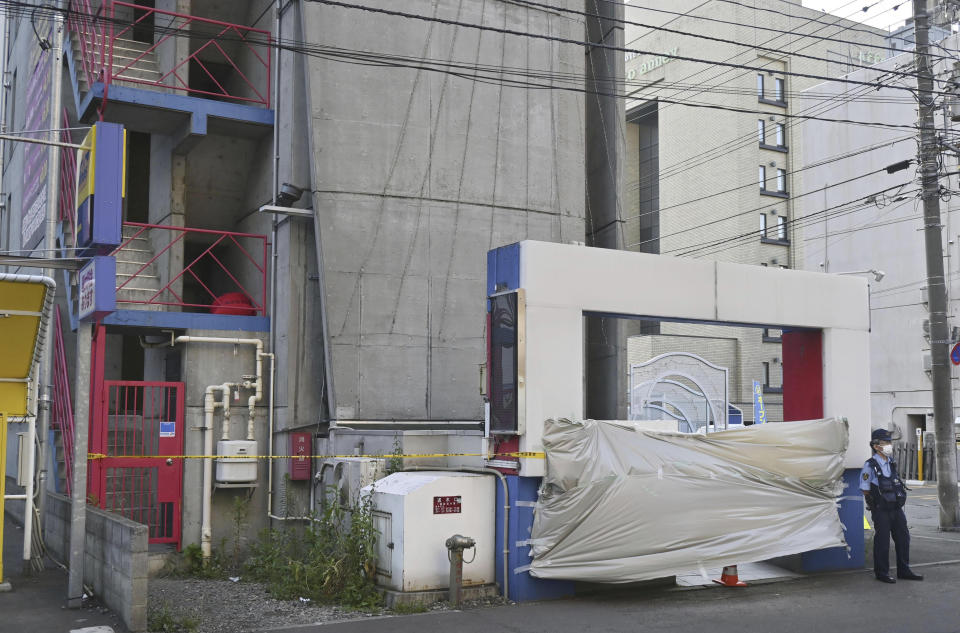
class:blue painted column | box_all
[801,468,865,571]
[495,475,575,602]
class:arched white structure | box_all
[629,353,729,432]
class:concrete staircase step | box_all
[113,247,155,264]
[115,260,158,276]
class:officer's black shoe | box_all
[875,574,897,583]
[897,571,924,581]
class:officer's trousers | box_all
[871,506,910,577]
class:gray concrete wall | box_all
[178,329,271,550]
[298,0,586,424]
[44,492,148,632]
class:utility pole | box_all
[913,0,960,530]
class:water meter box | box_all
[366,472,494,592]
[216,440,258,483]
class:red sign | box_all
[290,432,312,480]
[433,496,462,514]
[952,343,960,366]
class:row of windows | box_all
[758,166,786,193]
[757,74,785,104]
[759,213,787,241]
[758,120,785,148]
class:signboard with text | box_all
[20,27,53,253]
[78,256,116,321]
[753,380,767,425]
[433,496,462,515]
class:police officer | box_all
[860,428,923,583]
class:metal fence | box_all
[113,222,268,315]
[68,0,272,107]
[892,442,937,481]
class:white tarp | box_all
[528,417,849,582]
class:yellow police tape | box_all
[87,451,545,461]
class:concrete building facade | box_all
[621,0,891,422]
[0,0,593,554]
[796,34,960,440]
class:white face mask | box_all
[881,444,894,456]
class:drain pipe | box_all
[200,386,218,559]
[404,465,510,599]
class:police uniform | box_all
[860,428,922,583]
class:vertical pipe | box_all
[20,414,35,564]
[267,0,282,525]
[67,322,93,608]
[35,0,66,548]
[0,413,9,590]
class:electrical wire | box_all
[300,0,951,98]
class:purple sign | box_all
[78,256,116,321]
[20,31,53,253]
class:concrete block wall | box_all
[44,492,148,632]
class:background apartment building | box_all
[622,0,891,422]
[796,33,960,450]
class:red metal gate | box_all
[89,381,185,548]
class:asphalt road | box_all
[271,484,960,633]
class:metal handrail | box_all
[68,1,271,107]
[111,222,268,315]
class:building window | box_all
[774,77,785,102]
[763,362,771,387]
[775,123,785,147]
[759,165,766,190]
[776,215,787,240]
[776,168,786,193]
[763,328,783,342]
[758,119,765,145]
[759,213,768,237]
[757,74,764,99]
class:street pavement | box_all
[271,484,960,633]
[2,485,959,632]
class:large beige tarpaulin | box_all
[528,417,849,582]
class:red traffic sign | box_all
[951,343,960,366]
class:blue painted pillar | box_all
[801,468,865,571]
[495,475,575,602]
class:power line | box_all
[625,167,908,251]
[509,0,931,79]
[620,0,921,53]
[302,0,952,98]
[678,188,920,260]
[622,135,914,222]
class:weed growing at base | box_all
[148,600,198,632]
[244,492,382,610]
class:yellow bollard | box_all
[917,443,923,483]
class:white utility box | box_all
[365,472,494,592]
[216,440,257,484]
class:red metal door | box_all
[91,381,185,548]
